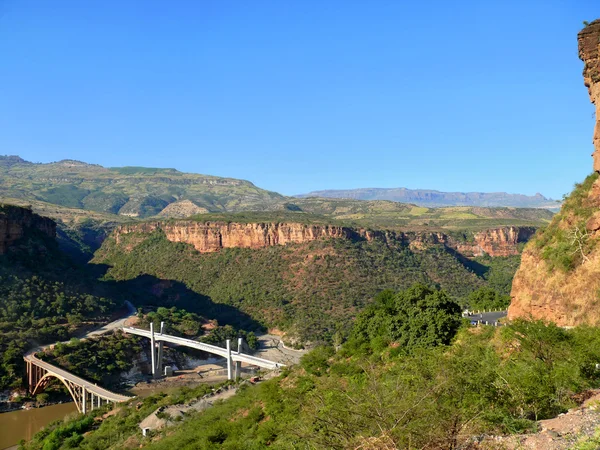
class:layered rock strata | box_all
[578,19,600,171]
[112,221,533,257]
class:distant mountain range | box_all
[296,188,559,209]
[0,156,554,232]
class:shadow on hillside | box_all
[444,247,490,278]
[91,264,264,332]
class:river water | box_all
[0,403,77,450]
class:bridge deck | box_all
[24,352,132,402]
[123,327,283,370]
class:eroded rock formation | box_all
[507,21,600,324]
[579,20,600,171]
[112,220,532,257]
[0,204,56,254]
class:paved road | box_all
[84,301,137,339]
[254,334,307,366]
[466,311,507,324]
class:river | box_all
[0,403,77,450]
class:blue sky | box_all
[0,1,598,199]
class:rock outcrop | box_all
[157,200,209,218]
[114,221,353,253]
[507,22,600,325]
[472,227,536,257]
[579,20,600,171]
[0,204,56,254]
[111,220,533,257]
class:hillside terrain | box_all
[0,156,285,218]
[297,186,559,209]
[0,205,124,391]
[288,197,553,231]
[21,291,600,450]
[0,156,554,234]
[509,20,600,326]
[94,217,524,343]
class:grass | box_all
[532,172,599,272]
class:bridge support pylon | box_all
[156,321,165,376]
[226,339,232,380]
[234,337,243,380]
[149,322,165,378]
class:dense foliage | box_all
[23,304,600,449]
[347,285,462,354]
[94,230,509,342]
[465,287,511,311]
[38,332,142,385]
[0,226,123,390]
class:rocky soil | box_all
[479,391,600,449]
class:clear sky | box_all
[0,1,598,199]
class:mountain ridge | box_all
[296,187,558,209]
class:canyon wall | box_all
[112,220,533,257]
[507,21,600,325]
[579,19,600,171]
[0,204,56,254]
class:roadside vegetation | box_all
[20,284,600,450]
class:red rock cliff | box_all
[112,220,534,257]
[507,21,600,325]
[472,227,536,257]
[579,20,600,171]
[114,221,353,252]
[0,204,56,254]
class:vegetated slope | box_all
[297,187,559,209]
[94,219,518,343]
[0,156,554,233]
[22,287,600,450]
[508,173,600,325]
[509,20,600,325]
[0,156,285,218]
[0,205,124,390]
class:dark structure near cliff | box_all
[0,204,56,254]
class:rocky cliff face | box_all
[507,21,600,325]
[111,220,532,257]
[0,204,56,254]
[114,221,353,252]
[579,20,600,172]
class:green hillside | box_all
[0,156,552,232]
[0,209,124,390]
[94,227,518,343]
[22,288,600,450]
[0,156,285,218]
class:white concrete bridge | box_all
[123,324,284,380]
[24,351,133,413]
